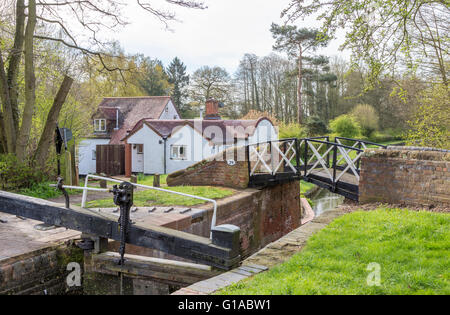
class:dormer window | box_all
[94,119,106,132]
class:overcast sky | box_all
[111,0,349,75]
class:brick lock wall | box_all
[359,148,450,207]
[0,245,83,295]
[167,146,249,189]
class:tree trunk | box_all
[16,0,37,162]
[0,112,6,153]
[7,0,26,134]
[297,45,303,124]
[0,51,16,153]
[34,75,74,166]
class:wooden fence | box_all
[96,144,125,176]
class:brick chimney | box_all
[205,99,221,120]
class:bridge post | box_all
[304,140,308,177]
[326,136,331,168]
[332,145,338,191]
[295,139,300,174]
[356,142,362,170]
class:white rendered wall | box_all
[166,125,210,174]
[159,100,181,120]
[78,138,110,175]
[127,124,165,174]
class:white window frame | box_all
[136,144,144,155]
[94,119,106,132]
[170,145,187,160]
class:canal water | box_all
[309,188,345,217]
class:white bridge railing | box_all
[248,138,300,176]
[248,137,386,187]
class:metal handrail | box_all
[334,137,387,148]
[57,174,218,239]
[305,139,364,152]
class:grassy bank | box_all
[85,185,234,208]
[300,181,316,197]
[219,208,450,295]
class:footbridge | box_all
[247,137,387,201]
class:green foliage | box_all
[279,123,307,139]
[17,181,79,199]
[350,104,379,138]
[138,57,172,96]
[369,130,404,144]
[282,1,449,87]
[219,208,450,295]
[300,181,317,198]
[305,116,328,136]
[270,24,328,57]
[0,154,49,190]
[406,84,450,149]
[329,114,361,138]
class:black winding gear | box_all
[112,182,134,266]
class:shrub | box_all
[279,123,307,139]
[306,115,328,136]
[350,104,379,137]
[18,182,63,199]
[0,154,49,191]
[329,114,361,139]
[406,84,450,149]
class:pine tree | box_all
[270,24,329,124]
[167,57,190,114]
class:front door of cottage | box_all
[135,144,144,173]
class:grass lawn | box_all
[85,185,234,208]
[219,208,450,295]
[137,174,168,186]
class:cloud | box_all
[109,0,349,74]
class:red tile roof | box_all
[94,96,175,144]
[124,118,274,145]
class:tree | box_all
[282,0,449,86]
[167,57,189,114]
[189,66,231,105]
[407,84,449,149]
[270,23,329,124]
[0,0,205,165]
[138,57,171,96]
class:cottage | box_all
[78,96,181,175]
[78,97,278,176]
[122,99,278,175]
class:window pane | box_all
[171,146,178,158]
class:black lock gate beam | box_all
[0,190,240,270]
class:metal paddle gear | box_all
[112,182,134,266]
